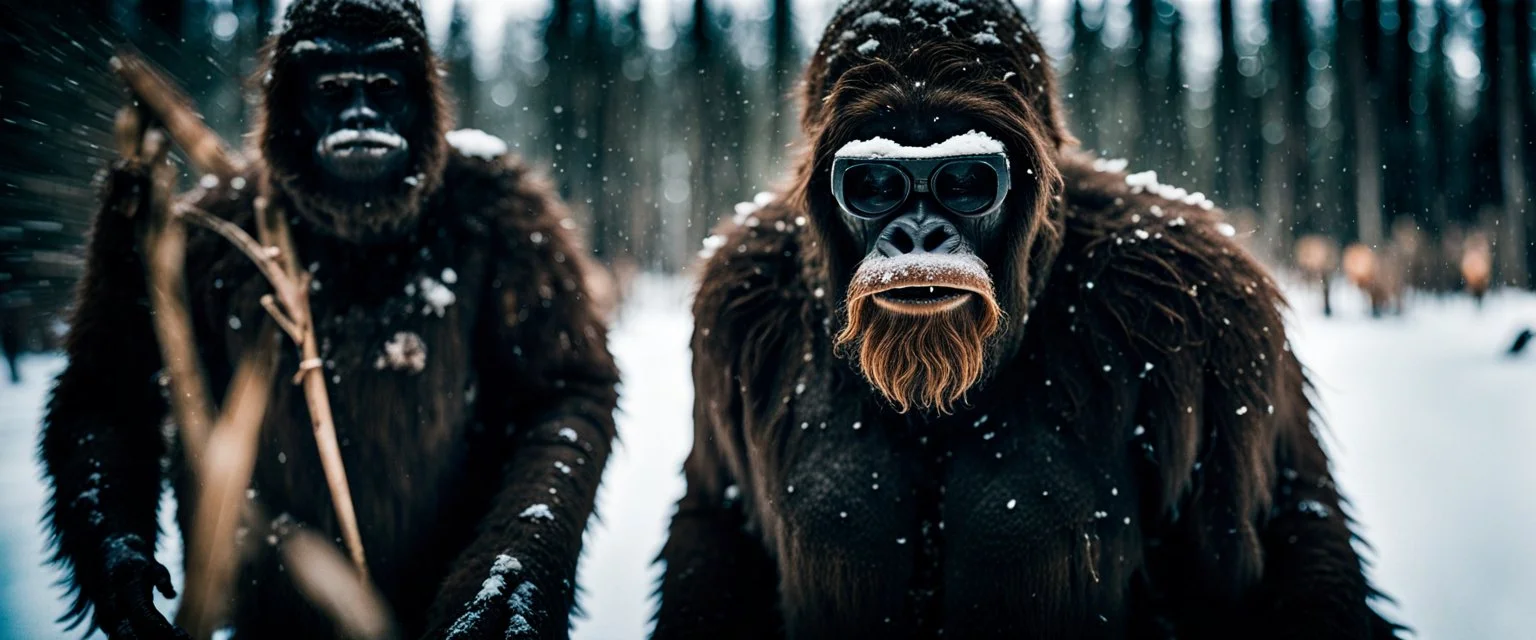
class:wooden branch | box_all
[175,338,277,640]
[282,529,399,640]
[138,130,273,640]
[110,50,247,180]
[121,48,372,615]
[142,130,215,471]
[173,203,300,335]
[176,198,371,580]
[253,197,372,581]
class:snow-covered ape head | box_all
[257,0,452,242]
[791,0,1072,413]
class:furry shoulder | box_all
[692,196,814,370]
[1051,151,1288,365]
[439,133,577,246]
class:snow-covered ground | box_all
[2,276,1533,639]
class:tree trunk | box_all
[1493,1,1529,286]
[1341,0,1383,245]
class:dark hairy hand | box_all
[94,534,190,640]
[437,554,544,640]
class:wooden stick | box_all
[173,198,370,579]
[116,51,371,581]
[175,340,277,640]
[136,125,274,640]
[110,50,247,180]
[282,529,398,640]
[252,196,372,581]
[142,130,215,463]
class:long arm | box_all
[1240,354,1401,638]
[652,414,782,639]
[653,236,788,639]
[425,170,620,640]
[39,156,182,637]
[1073,186,1399,639]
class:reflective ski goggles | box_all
[831,153,1011,219]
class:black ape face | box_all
[292,36,420,187]
[832,114,1014,314]
[828,111,1026,412]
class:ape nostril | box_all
[921,228,950,252]
[890,228,915,254]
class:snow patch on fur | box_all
[1124,170,1215,210]
[447,128,508,160]
[375,331,427,373]
[519,504,555,521]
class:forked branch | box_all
[113,48,376,637]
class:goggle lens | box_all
[933,160,999,215]
[843,163,908,217]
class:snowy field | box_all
[2,275,1533,639]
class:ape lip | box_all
[319,129,408,156]
[850,254,994,316]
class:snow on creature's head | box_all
[258,0,453,244]
[799,0,1072,153]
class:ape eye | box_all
[316,79,345,96]
[933,161,999,215]
[842,163,908,217]
[369,76,400,94]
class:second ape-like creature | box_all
[40,1,618,638]
[656,0,1399,637]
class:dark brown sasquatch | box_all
[655,0,1400,638]
[40,1,617,638]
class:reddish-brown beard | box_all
[833,254,1004,413]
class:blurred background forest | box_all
[2,0,1534,360]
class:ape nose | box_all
[340,96,381,130]
[874,214,962,257]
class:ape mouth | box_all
[874,286,974,314]
[317,130,409,180]
[850,253,995,317]
[836,252,1004,413]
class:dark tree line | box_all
[2,0,1533,355]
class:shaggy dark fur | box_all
[39,1,617,638]
[654,0,1399,637]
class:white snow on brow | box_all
[857,39,881,55]
[365,37,406,53]
[853,252,991,287]
[1124,170,1215,210]
[447,128,508,160]
[520,504,555,521]
[289,40,331,54]
[836,130,1004,159]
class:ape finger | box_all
[150,562,176,599]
